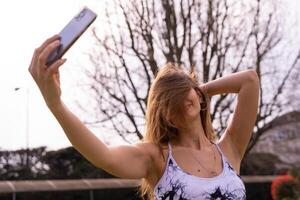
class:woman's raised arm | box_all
[49,102,154,179]
[200,70,260,161]
[28,35,154,179]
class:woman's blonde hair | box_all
[139,62,217,200]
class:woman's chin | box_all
[185,109,200,121]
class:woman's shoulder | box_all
[135,141,167,148]
[217,135,242,174]
[135,141,169,157]
[136,141,170,186]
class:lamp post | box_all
[14,87,30,168]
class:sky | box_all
[0,0,126,150]
[0,0,299,151]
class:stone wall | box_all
[250,111,300,171]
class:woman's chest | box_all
[151,142,241,189]
[154,159,246,200]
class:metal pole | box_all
[14,87,30,169]
[89,190,94,200]
[12,192,16,200]
[25,88,29,169]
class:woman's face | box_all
[183,88,202,119]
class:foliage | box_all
[0,147,114,180]
[271,168,300,200]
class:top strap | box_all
[214,143,223,155]
[214,142,228,164]
[167,141,172,154]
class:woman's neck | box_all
[173,117,212,150]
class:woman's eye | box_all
[185,102,192,106]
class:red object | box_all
[271,174,295,200]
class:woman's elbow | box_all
[247,69,259,84]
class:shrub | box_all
[271,168,300,200]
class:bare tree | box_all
[79,0,300,155]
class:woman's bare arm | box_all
[28,35,153,179]
[200,70,260,161]
[49,103,153,179]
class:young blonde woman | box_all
[29,35,259,200]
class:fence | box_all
[0,176,276,200]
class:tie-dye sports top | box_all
[153,142,246,200]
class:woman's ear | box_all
[199,95,203,103]
[198,92,207,110]
[194,87,204,103]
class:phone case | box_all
[46,7,97,66]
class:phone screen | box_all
[46,7,97,66]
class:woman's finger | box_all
[36,34,60,54]
[28,48,39,78]
[46,58,67,77]
[38,40,61,68]
[29,35,60,79]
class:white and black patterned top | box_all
[153,142,246,200]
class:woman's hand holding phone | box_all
[28,34,67,110]
[29,7,96,110]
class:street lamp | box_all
[14,87,30,168]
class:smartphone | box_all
[46,7,97,66]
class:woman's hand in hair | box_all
[28,35,66,109]
[199,84,210,99]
